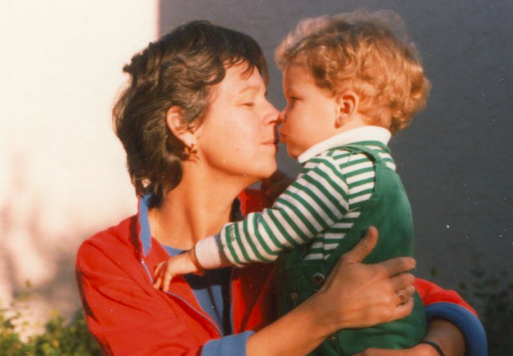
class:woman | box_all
[76,21,486,356]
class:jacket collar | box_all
[298,126,391,164]
[136,194,242,259]
[137,194,153,259]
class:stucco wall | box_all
[159,0,513,303]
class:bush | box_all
[0,303,101,356]
[431,255,511,356]
[458,264,513,356]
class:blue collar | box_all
[137,194,243,259]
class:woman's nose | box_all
[264,101,280,124]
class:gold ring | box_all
[397,292,407,305]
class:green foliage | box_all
[0,303,102,356]
[459,267,513,355]
[432,256,513,356]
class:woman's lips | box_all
[263,138,279,145]
[262,138,279,153]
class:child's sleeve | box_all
[195,234,226,269]
[218,156,350,266]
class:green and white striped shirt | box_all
[197,127,397,267]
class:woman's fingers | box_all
[340,226,415,277]
[339,226,379,265]
[390,297,415,322]
[376,257,416,278]
[391,286,416,320]
[396,285,416,304]
[312,226,420,331]
[390,273,415,293]
[322,226,378,288]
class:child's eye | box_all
[287,97,298,107]
[243,102,255,107]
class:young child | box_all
[154,10,430,355]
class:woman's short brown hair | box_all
[275,10,430,133]
[113,21,268,207]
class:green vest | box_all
[276,144,426,356]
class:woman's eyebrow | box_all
[237,85,260,95]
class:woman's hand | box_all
[247,226,417,356]
[307,226,416,331]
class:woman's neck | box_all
[149,163,255,250]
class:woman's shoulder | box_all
[76,216,137,267]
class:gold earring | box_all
[183,143,197,159]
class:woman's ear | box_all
[165,106,196,148]
[335,91,360,128]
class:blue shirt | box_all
[163,245,232,335]
[161,245,253,355]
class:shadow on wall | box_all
[0,155,92,332]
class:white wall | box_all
[0,0,158,326]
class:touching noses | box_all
[276,109,287,136]
[278,109,286,124]
[264,100,280,126]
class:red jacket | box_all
[76,191,477,356]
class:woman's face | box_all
[195,63,279,183]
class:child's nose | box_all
[278,110,286,123]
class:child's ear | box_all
[166,106,197,148]
[335,91,359,128]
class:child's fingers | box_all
[162,272,173,293]
[153,263,164,289]
[153,264,162,281]
[154,261,166,276]
[153,275,162,289]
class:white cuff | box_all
[195,235,224,269]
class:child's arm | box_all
[260,169,295,203]
[215,156,355,266]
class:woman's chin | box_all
[253,162,278,182]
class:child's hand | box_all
[153,250,203,292]
[260,170,294,203]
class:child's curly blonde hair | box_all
[275,10,430,133]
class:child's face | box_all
[279,65,340,159]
